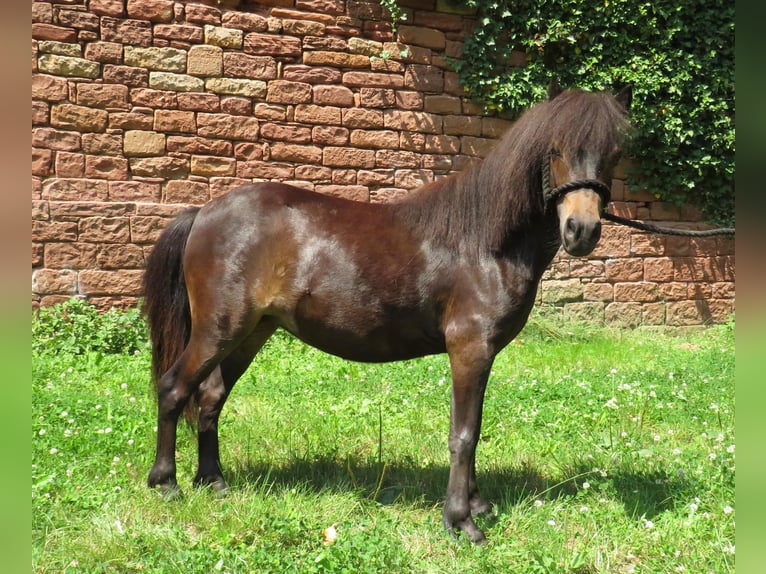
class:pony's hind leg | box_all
[193,321,277,492]
[147,332,231,494]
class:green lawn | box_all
[33,303,734,573]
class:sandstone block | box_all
[167,135,232,156]
[348,37,383,56]
[295,165,332,182]
[311,125,349,145]
[643,257,674,282]
[283,19,325,36]
[124,130,167,156]
[190,155,236,177]
[359,87,397,108]
[153,24,204,43]
[164,180,211,204]
[103,64,149,87]
[38,53,100,78]
[154,110,197,133]
[204,25,244,49]
[283,64,341,84]
[96,244,145,269]
[124,46,187,72]
[79,217,130,243]
[37,40,82,57]
[85,156,129,180]
[384,110,441,133]
[442,114,481,136]
[395,169,433,189]
[197,113,260,140]
[295,104,342,125]
[129,157,189,179]
[604,258,644,282]
[342,71,403,89]
[76,84,130,110]
[312,85,354,107]
[100,18,152,47]
[54,151,85,178]
[131,88,178,109]
[223,53,278,80]
[84,42,123,64]
[32,74,69,101]
[604,302,642,327]
[405,64,444,92]
[350,129,399,149]
[206,77,267,98]
[32,23,77,42]
[56,9,100,31]
[562,302,605,324]
[32,148,53,177]
[244,33,301,57]
[397,25,446,50]
[89,0,126,18]
[108,181,161,202]
[260,123,312,143]
[45,242,99,270]
[375,149,420,168]
[266,80,312,104]
[33,269,78,295]
[78,270,144,296]
[109,110,154,131]
[425,134,459,154]
[178,92,221,112]
[541,279,583,303]
[614,282,660,302]
[269,143,323,164]
[323,147,376,168]
[343,108,384,129]
[583,282,613,302]
[149,72,205,92]
[185,3,222,25]
[424,95,461,114]
[236,160,294,179]
[188,45,223,76]
[126,0,174,22]
[51,104,108,132]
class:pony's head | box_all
[545,82,632,256]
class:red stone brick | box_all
[342,71,404,89]
[395,169,433,189]
[614,282,660,302]
[443,114,481,136]
[604,259,644,282]
[32,74,69,101]
[108,109,154,130]
[589,224,631,258]
[316,185,369,201]
[103,64,149,87]
[236,160,294,179]
[350,129,400,149]
[177,92,221,112]
[130,216,172,243]
[221,96,253,116]
[295,165,332,182]
[45,242,99,269]
[32,2,53,23]
[260,123,312,143]
[82,133,122,155]
[164,180,211,204]
[313,85,355,107]
[244,33,302,57]
[51,104,108,133]
[311,125,349,145]
[223,52,280,80]
[100,17,152,47]
[400,131,425,152]
[154,110,197,133]
[583,282,613,302]
[234,143,266,161]
[96,244,145,269]
[294,104,342,125]
[269,143,323,164]
[359,87,397,108]
[32,148,53,177]
[342,108,384,129]
[126,0,174,22]
[674,256,735,282]
[56,9,100,31]
[49,201,135,219]
[42,178,109,201]
[630,232,664,256]
[32,101,49,126]
[165,135,231,156]
[303,51,369,68]
[643,257,674,282]
[76,84,130,110]
[421,154,452,171]
[89,0,126,17]
[190,155,236,177]
[283,65,342,84]
[267,80,312,104]
[384,109,441,133]
[221,11,269,32]
[129,157,189,179]
[404,64,444,92]
[32,269,78,295]
[395,91,424,110]
[78,269,143,296]
[209,177,252,198]
[375,149,420,168]
[108,180,161,202]
[197,113,260,140]
[84,42,123,64]
[85,155,129,180]
[323,147,376,168]
[130,88,178,109]
[55,151,85,178]
[153,23,204,43]
[32,23,77,42]
[78,217,131,243]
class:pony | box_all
[143,83,632,543]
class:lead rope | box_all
[542,154,735,237]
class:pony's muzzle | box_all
[557,189,603,256]
[562,215,601,256]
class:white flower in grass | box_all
[582,481,590,490]
[547,519,556,526]
[534,499,544,508]
[604,397,619,410]
[49,447,58,455]
[723,505,733,515]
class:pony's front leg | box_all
[443,339,494,544]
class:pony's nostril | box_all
[565,217,578,238]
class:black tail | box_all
[142,207,201,425]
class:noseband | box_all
[542,152,611,210]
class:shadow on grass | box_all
[225,455,697,521]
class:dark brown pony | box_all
[143,84,631,543]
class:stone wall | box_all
[32,0,735,325]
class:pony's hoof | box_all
[193,475,229,496]
[470,498,493,517]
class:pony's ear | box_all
[616,84,633,111]
[547,78,563,100]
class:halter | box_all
[542,151,612,211]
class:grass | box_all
[32,303,735,573]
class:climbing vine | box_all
[448,0,734,225]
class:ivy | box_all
[450,0,734,225]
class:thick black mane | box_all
[395,89,629,255]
